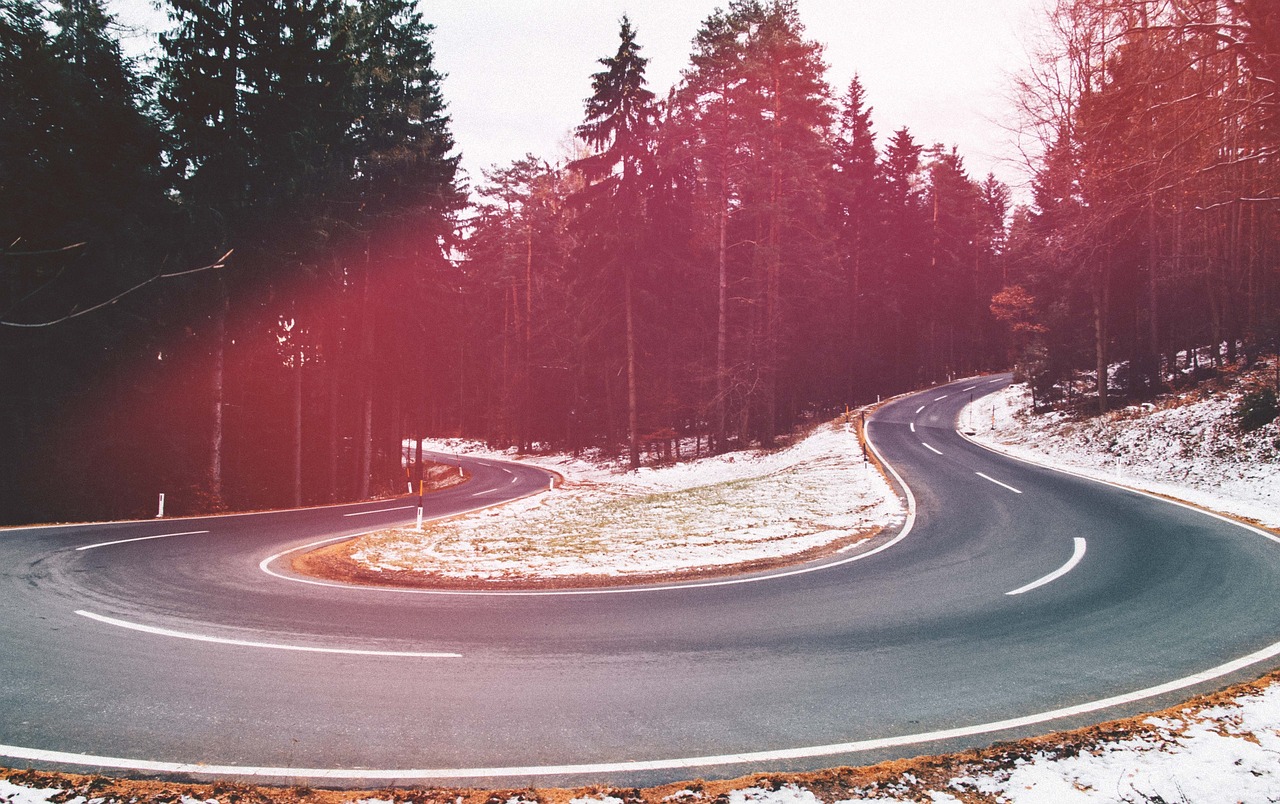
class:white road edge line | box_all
[5,628,1280,780]
[975,472,1023,494]
[342,505,416,518]
[922,442,943,455]
[1006,538,1087,596]
[74,611,461,658]
[75,531,209,551]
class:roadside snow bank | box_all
[963,381,1280,529]
[355,421,904,581]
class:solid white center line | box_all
[342,505,415,518]
[75,611,462,658]
[921,442,943,455]
[1006,538,1087,596]
[975,471,1023,494]
[76,531,209,551]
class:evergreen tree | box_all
[880,126,927,389]
[830,75,881,400]
[1,0,169,523]
[569,16,657,470]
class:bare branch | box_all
[0,250,233,329]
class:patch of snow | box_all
[360,422,904,581]
[723,786,820,804]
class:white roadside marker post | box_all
[416,480,425,532]
[156,493,165,518]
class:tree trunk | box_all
[625,257,639,470]
[715,173,729,453]
[1094,263,1110,415]
[292,336,303,508]
[208,278,227,509]
[358,239,375,500]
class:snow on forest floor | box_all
[347,418,903,583]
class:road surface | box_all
[2,376,1279,788]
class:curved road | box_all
[3,376,1280,788]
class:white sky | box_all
[110,0,1041,197]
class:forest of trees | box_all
[1,0,1276,525]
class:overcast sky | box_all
[111,0,1041,197]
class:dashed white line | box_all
[975,472,1023,494]
[75,611,461,658]
[922,442,943,455]
[76,531,209,552]
[342,505,415,518]
[909,422,916,433]
[1006,538,1087,596]
[935,394,949,401]
[914,405,927,414]
[962,385,977,391]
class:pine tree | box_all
[831,75,881,400]
[569,16,657,470]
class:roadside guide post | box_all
[416,479,425,531]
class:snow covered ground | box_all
[351,420,903,582]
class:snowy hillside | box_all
[964,365,1280,529]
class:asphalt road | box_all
[3,375,1280,788]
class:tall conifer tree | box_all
[570,16,656,470]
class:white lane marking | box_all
[1006,538,1087,596]
[962,385,977,391]
[75,611,461,658]
[922,442,943,456]
[472,489,499,497]
[914,405,927,414]
[5,629,1280,781]
[935,394,949,401]
[75,531,209,552]
[909,422,916,433]
[342,505,416,518]
[975,472,1023,494]
[510,476,519,484]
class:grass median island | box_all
[292,419,905,590]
